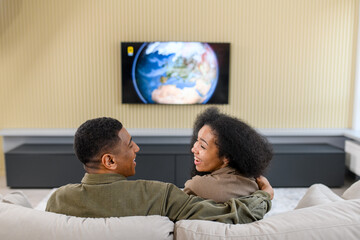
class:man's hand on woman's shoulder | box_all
[256,176,274,200]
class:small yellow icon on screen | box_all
[127,46,134,56]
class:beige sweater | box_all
[184,166,259,203]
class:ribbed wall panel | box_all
[0,0,358,133]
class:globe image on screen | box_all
[132,42,219,104]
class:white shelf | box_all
[1,128,359,153]
[0,128,192,137]
[0,128,350,137]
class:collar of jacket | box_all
[81,173,127,185]
[210,166,238,176]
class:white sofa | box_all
[1,181,360,240]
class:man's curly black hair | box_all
[190,107,273,178]
[74,117,123,166]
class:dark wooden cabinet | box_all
[5,143,345,188]
[128,144,192,187]
[5,144,85,188]
[265,144,345,187]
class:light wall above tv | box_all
[0,0,356,130]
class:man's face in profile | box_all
[111,128,140,177]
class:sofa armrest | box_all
[294,183,343,209]
[1,191,32,208]
[342,180,360,200]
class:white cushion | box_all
[0,202,174,240]
[295,184,343,209]
[1,191,32,208]
[175,199,360,240]
[342,180,360,200]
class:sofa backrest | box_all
[2,180,360,240]
[175,180,360,240]
[0,201,174,240]
[175,199,360,240]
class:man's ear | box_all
[101,154,117,170]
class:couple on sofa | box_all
[46,107,273,224]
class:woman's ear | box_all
[101,154,117,170]
[222,158,230,167]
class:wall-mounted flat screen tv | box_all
[121,42,230,104]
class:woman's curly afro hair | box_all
[191,107,273,178]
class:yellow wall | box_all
[0,0,358,176]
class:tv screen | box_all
[121,42,230,104]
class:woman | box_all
[184,107,273,203]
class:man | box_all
[46,117,272,224]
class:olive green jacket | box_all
[46,173,271,224]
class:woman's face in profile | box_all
[191,125,228,172]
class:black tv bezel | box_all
[121,41,230,105]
